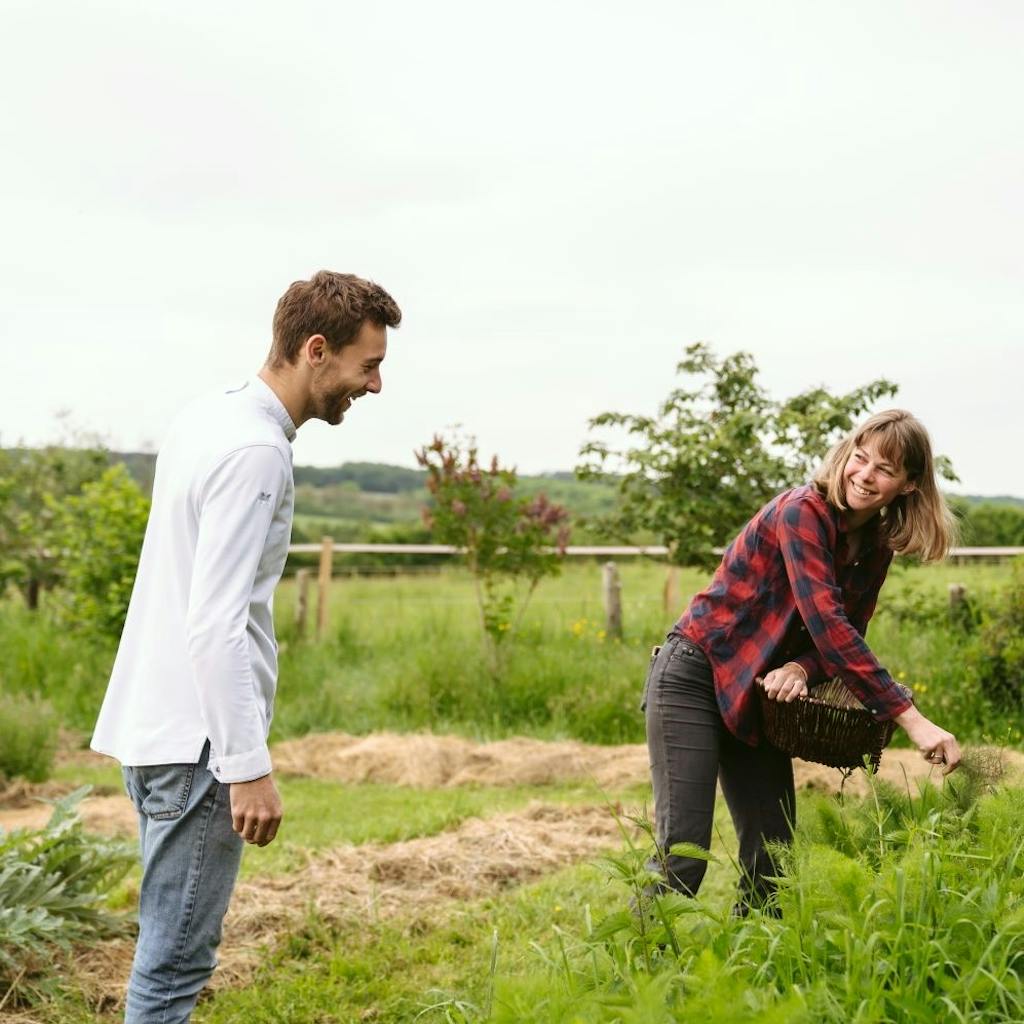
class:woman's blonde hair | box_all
[813,409,957,562]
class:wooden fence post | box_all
[603,561,623,639]
[317,537,333,641]
[663,565,680,616]
[294,568,311,639]
[948,582,970,630]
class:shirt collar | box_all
[247,376,297,443]
[833,504,882,557]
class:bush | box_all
[969,558,1024,708]
[0,692,58,783]
[0,787,135,1005]
[53,464,149,639]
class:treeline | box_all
[950,498,1024,546]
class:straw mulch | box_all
[56,800,631,1013]
[229,800,627,933]
[269,730,1024,800]
[270,732,650,790]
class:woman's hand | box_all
[762,662,809,703]
[894,706,961,774]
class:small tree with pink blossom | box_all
[415,433,570,668]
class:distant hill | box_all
[949,493,1024,508]
[8,449,1023,545]
[293,461,424,493]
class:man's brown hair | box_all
[269,271,402,367]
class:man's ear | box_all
[304,334,327,366]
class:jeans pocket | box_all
[131,762,197,821]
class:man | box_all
[91,271,401,1023]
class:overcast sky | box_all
[2,1,1021,495]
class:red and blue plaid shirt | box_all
[674,483,913,746]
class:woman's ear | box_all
[900,481,917,496]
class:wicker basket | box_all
[757,677,912,770]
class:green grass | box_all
[50,755,647,879]
[197,801,742,1024]
[13,558,1024,1021]
[4,559,1022,752]
[238,777,648,878]
[483,770,1024,1023]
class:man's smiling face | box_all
[308,321,387,426]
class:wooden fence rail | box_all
[288,542,1024,559]
[288,540,1022,642]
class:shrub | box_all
[0,692,58,783]
[415,434,569,668]
[52,464,150,639]
[969,557,1024,708]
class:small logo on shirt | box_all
[257,491,272,504]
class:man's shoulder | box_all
[157,384,291,485]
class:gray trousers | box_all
[643,634,795,908]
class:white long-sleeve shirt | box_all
[91,377,296,783]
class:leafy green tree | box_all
[52,464,150,639]
[954,501,1024,546]
[416,434,570,669]
[0,446,108,608]
[576,343,902,567]
[969,557,1024,708]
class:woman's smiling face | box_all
[842,434,916,522]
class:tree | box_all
[576,343,903,567]
[416,434,570,669]
[0,446,109,608]
[954,502,1024,547]
[51,465,150,639]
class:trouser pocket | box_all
[640,645,662,711]
[125,762,198,821]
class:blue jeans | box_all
[121,742,243,1024]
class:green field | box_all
[3,557,1024,1022]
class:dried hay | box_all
[227,801,627,944]
[0,794,137,837]
[270,731,650,790]
[0,778,74,810]
[270,730,1024,799]
[63,800,630,1012]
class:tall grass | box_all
[489,759,1024,1022]
[2,560,1020,747]
[0,693,58,782]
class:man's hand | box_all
[894,706,961,775]
[761,662,809,703]
[230,773,283,846]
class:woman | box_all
[642,409,961,910]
